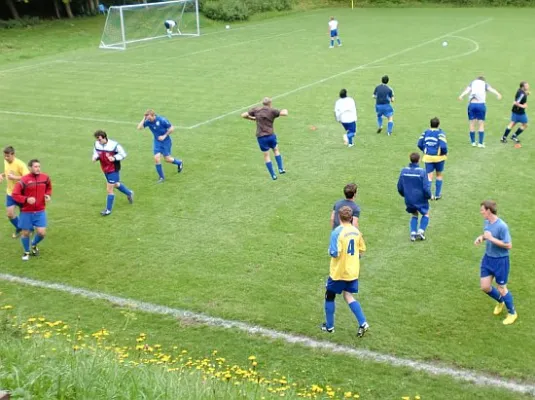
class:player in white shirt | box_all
[164,19,177,38]
[328,16,341,49]
[458,76,502,148]
[335,89,357,147]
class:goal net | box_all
[100,0,200,50]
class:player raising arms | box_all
[328,16,341,49]
[1,146,28,238]
[92,130,134,217]
[417,117,448,200]
[11,159,52,261]
[501,81,529,145]
[373,75,395,136]
[241,97,288,180]
[137,109,183,183]
[458,76,502,148]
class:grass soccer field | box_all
[1,6,535,399]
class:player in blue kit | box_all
[417,117,448,200]
[137,109,183,183]
[373,75,395,135]
[474,200,517,325]
[501,81,529,145]
[397,153,432,242]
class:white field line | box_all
[1,272,534,396]
[186,19,492,129]
[0,60,64,75]
[0,110,190,130]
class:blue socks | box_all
[420,215,429,231]
[503,292,515,314]
[21,236,30,253]
[155,164,164,179]
[330,39,334,47]
[348,301,366,326]
[337,38,341,45]
[117,184,132,196]
[172,159,182,166]
[347,131,355,145]
[324,300,335,329]
[265,161,275,179]
[470,131,475,143]
[410,216,418,233]
[387,121,394,134]
[478,131,485,144]
[377,116,382,128]
[275,155,284,172]
[435,180,443,197]
[106,194,115,211]
[486,287,502,302]
[9,217,18,229]
[514,128,524,137]
[32,234,44,247]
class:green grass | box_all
[1,6,535,399]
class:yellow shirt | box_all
[4,158,29,195]
[329,223,366,280]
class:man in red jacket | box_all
[11,159,52,261]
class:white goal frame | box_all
[99,0,200,50]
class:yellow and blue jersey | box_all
[329,224,366,281]
[417,128,448,163]
[3,158,29,195]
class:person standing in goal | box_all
[164,19,177,38]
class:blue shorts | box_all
[425,161,445,174]
[18,211,47,231]
[511,112,528,124]
[376,104,394,118]
[6,194,20,208]
[164,21,172,29]
[330,29,338,38]
[468,103,486,121]
[326,277,359,294]
[406,203,429,215]
[480,254,510,285]
[153,139,172,156]
[341,121,356,134]
[257,134,278,152]
[104,172,120,184]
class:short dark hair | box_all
[339,89,347,98]
[338,206,354,223]
[481,200,497,215]
[520,81,528,89]
[381,75,389,84]
[94,130,107,140]
[28,159,40,167]
[410,152,420,164]
[3,146,14,155]
[477,76,485,81]
[430,117,440,128]
[343,183,357,199]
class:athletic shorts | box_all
[104,172,120,184]
[326,276,359,294]
[6,194,20,208]
[153,139,172,156]
[468,103,486,121]
[376,104,394,118]
[425,161,445,174]
[406,203,429,215]
[480,254,510,285]
[18,211,47,231]
[330,29,338,38]
[341,121,357,134]
[511,112,528,124]
[257,134,278,152]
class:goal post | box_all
[99,0,200,50]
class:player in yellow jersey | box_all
[321,206,369,337]
[0,146,28,238]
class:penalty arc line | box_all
[0,273,534,396]
[186,18,493,130]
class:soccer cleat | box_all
[329,46,334,49]
[417,229,426,241]
[477,143,485,148]
[471,142,477,147]
[22,252,30,261]
[321,323,334,333]
[279,169,286,174]
[410,232,417,242]
[12,229,21,239]
[511,135,521,144]
[127,191,134,205]
[434,195,442,201]
[338,44,342,47]
[31,245,39,256]
[157,177,165,184]
[493,302,505,316]
[503,312,518,325]
[387,132,392,136]
[348,143,355,148]
[500,137,507,143]
[376,127,382,134]
[177,162,184,173]
[271,175,277,181]
[100,209,111,217]
[357,322,369,338]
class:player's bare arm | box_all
[241,112,256,120]
[279,109,289,116]
[483,230,512,249]
[137,116,146,130]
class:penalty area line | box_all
[1,272,534,397]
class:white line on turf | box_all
[0,60,64,75]
[186,19,493,129]
[0,272,533,396]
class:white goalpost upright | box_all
[99,0,200,50]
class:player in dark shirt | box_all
[241,97,289,180]
[373,75,395,135]
[501,81,529,145]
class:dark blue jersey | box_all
[373,84,394,105]
[512,89,528,115]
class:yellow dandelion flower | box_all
[38,317,45,322]
[73,345,81,351]
[181,350,188,354]
[248,355,256,361]
[1,305,13,310]
[344,392,352,398]
[415,397,421,400]
[27,317,36,322]
[402,397,410,400]
[353,395,360,399]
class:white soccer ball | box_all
[442,41,448,47]
[225,25,230,30]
